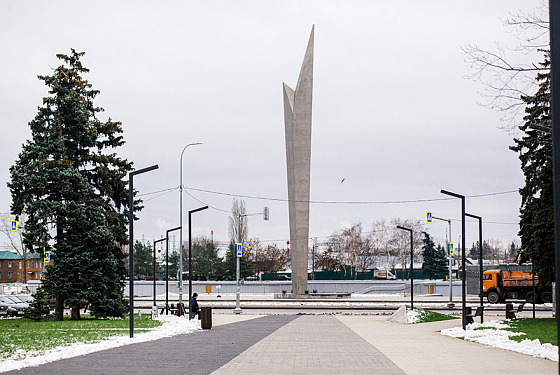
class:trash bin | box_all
[505,303,513,319]
[201,307,212,329]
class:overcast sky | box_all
[0,1,545,252]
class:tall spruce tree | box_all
[510,55,554,285]
[421,232,447,280]
[194,242,224,280]
[133,241,153,278]
[8,49,134,320]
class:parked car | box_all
[0,295,29,317]
[16,295,34,304]
[0,301,8,317]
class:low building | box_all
[0,251,46,283]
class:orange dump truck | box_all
[480,269,552,304]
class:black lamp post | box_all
[188,206,208,320]
[128,164,159,338]
[441,189,467,330]
[397,225,414,310]
[165,226,181,315]
[465,212,483,323]
[153,238,166,311]
[548,1,560,369]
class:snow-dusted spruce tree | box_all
[8,50,136,320]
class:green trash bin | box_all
[201,307,212,329]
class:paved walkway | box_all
[4,314,557,374]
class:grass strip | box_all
[504,318,557,346]
[0,314,161,362]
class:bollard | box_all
[177,303,184,317]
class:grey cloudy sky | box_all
[0,1,543,251]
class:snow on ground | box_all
[441,320,558,362]
[0,315,200,373]
[406,309,421,323]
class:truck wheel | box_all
[525,291,537,304]
[542,291,552,304]
[487,291,500,304]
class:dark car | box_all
[0,295,28,317]
[0,301,8,317]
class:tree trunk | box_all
[71,306,81,320]
[55,297,64,321]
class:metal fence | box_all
[16,279,466,297]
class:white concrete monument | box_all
[283,26,314,295]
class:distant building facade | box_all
[0,251,46,283]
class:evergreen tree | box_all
[8,50,134,320]
[23,288,52,322]
[421,232,447,280]
[133,241,153,278]
[168,250,180,279]
[223,243,253,280]
[194,242,224,280]
[469,242,479,258]
[510,55,554,284]
[434,244,449,277]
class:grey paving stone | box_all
[4,315,298,375]
[211,315,405,375]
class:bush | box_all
[23,288,52,322]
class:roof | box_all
[0,251,43,260]
[0,251,21,260]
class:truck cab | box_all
[480,270,502,303]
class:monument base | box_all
[274,292,352,299]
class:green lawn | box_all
[0,314,161,362]
[504,318,557,346]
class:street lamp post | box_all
[188,206,208,320]
[153,237,166,311]
[128,164,159,338]
[548,2,560,369]
[179,142,203,311]
[432,216,453,307]
[165,226,181,315]
[465,213,484,323]
[396,225,414,310]
[441,189,467,330]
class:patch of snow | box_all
[0,315,200,373]
[407,309,421,324]
[441,320,558,362]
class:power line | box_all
[184,190,230,213]
[138,186,178,197]
[184,187,519,205]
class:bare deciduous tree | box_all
[228,198,248,244]
[324,223,375,280]
[369,219,395,271]
[462,0,549,131]
[389,218,423,280]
